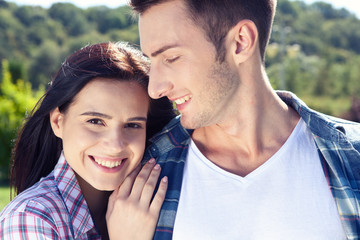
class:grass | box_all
[0,185,11,212]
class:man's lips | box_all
[89,155,127,169]
[172,95,192,105]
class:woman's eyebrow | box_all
[80,113,147,122]
[80,112,112,119]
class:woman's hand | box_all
[106,158,168,240]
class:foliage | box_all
[49,3,91,36]
[0,2,136,87]
[0,0,357,95]
[0,60,44,180]
[268,0,360,103]
[0,186,10,211]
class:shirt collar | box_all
[150,116,193,143]
[277,91,348,142]
[54,152,96,238]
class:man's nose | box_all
[148,67,174,99]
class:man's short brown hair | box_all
[130,0,277,63]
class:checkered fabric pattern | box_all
[0,153,101,239]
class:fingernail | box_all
[154,164,160,170]
[162,176,168,183]
[148,158,155,164]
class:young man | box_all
[130,0,360,239]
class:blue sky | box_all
[7,0,360,18]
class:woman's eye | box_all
[125,123,143,129]
[87,119,104,126]
[165,56,180,64]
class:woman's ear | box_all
[50,107,64,139]
[228,19,259,64]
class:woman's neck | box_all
[75,173,112,240]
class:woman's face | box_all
[51,77,149,191]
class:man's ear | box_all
[50,107,64,139]
[228,19,259,64]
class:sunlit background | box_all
[0,0,359,209]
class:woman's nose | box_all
[105,130,127,153]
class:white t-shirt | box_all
[173,119,346,240]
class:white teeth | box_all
[93,158,122,168]
[174,95,192,105]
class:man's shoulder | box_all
[304,103,360,146]
[150,116,192,147]
[327,114,360,136]
[278,91,360,144]
[145,116,192,161]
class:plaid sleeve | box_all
[0,212,59,240]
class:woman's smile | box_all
[52,78,150,191]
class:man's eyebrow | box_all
[128,117,147,122]
[150,44,179,58]
[80,112,112,119]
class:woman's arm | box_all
[106,158,168,240]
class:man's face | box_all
[139,0,239,129]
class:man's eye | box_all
[165,56,180,64]
[87,119,104,126]
[125,123,143,129]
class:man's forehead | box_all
[138,4,190,55]
[138,0,190,30]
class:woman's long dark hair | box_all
[11,42,175,195]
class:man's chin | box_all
[180,115,207,130]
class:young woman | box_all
[0,42,175,239]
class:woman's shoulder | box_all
[0,177,68,238]
[0,174,67,224]
[0,168,92,239]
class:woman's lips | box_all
[89,155,127,169]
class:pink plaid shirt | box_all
[0,153,101,239]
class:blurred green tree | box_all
[0,60,44,181]
[28,40,64,88]
[49,3,91,36]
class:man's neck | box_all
[192,85,300,177]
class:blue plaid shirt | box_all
[144,91,360,240]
